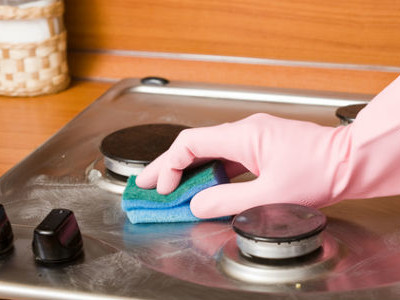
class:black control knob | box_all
[0,204,13,255]
[32,209,83,264]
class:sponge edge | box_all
[122,160,230,224]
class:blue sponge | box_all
[122,161,229,224]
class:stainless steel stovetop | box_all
[1,78,400,300]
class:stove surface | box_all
[1,78,400,300]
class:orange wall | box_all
[64,0,400,94]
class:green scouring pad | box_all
[121,160,230,224]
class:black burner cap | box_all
[232,203,327,243]
[335,104,367,124]
[100,124,189,164]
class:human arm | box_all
[136,76,400,219]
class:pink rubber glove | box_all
[136,76,400,219]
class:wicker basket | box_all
[0,0,69,97]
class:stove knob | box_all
[0,204,13,255]
[32,209,83,264]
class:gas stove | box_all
[1,78,400,300]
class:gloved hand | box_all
[136,76,400,219]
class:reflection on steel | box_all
[87,159,126,194]
[88,169,126,195]
[103,156,145,177]
[236,233,323,259]
[133,86,369,107]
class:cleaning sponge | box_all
[122,160,229,224]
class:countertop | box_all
[0,80,112,176]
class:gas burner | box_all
[219,231,339,284]
[100,124,189,177]
[219,204,339,283]
[88,124,189,194]
[336,103,367,125]
[233,203,327,259]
